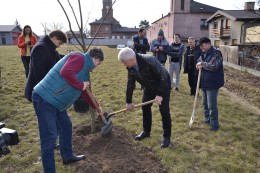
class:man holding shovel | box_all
[32,48,104,173]
[196,37,224,131]
[118,47,172,148]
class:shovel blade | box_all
[189,110,196,129]
[101,118,113,136]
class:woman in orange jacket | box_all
[17,25,37,78]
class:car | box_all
[117,45,126,49]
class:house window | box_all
[213,22,218,29]
[226,19,231,29]
[200,19,208,29]
[181,0,185,10]
[232,39,237,45]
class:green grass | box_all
[0,46,259,173]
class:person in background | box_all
[133,28,150,54]
[17,25,37,78]
[25,30,67,102]
[168,34,184,91]
[183,37,201,96]
[118,47,172,148]
[150,30,169,66]
[196,37,224,132]
[32,47,104,173]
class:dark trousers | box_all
[142,87,172,138]
[188,70,198,95]
[21,56,30,78]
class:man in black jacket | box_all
[183,37,201,96]
[133,28,150,54]
[25,30,67,102]
[118,47,172,148]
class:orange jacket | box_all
[17,35,37,56]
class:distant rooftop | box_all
[190,0,221,13]
[207,10,260,22]
[0,25,21,32]
[112,27,139,33]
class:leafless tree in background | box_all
[41,22,64,35]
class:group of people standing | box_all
[16,25,224,173]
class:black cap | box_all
[198,37,211,46]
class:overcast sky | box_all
[0,0,258,35]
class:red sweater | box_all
[60,54,95,108]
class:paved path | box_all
[223,61,260,77]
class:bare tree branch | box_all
[78,0,86,52]
[57,0,84,49]
[83,4,94,31]
[67,0,81,30]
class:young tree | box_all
[139,20,150,29]
[57,0,118,52]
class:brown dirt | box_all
[71,124,167,173]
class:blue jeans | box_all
[202,89,219,130]
[32,92,73,173]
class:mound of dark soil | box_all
[71,125,167,173]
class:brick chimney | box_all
[244,2,255,10]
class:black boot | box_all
[161,138,170,148]
[63,154,86,164]
[135,131,150,141]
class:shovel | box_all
[189,68,202,129]
[106,99,156,119]
[85,88,113,135]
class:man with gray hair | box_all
[118,47,172,148]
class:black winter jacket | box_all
[133,35,150,54]
[183,45,201,74]
[126,53,170,103]
[25,36,61,102]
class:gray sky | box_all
[0,0,258,35]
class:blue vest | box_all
[34,52,95,111]
[201,47,224,89]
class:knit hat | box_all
[158,30,164,37]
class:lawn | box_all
[0,45,259,173]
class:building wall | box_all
[0,32,12,45]
[69,38,132,46]
[244,23,260,43]
[147,12,212,44]
[173,13,213,41]
[90,24,112,38]
[146,16,170,43]
[110,33,135,39]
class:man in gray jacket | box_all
[150,30,169,66]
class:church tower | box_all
[102,0,113,21]
[170,0,190,14]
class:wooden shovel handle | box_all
[108,99,156,118]
[85,88,101,114]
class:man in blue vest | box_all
[32,48,104,173]
[196,37,224,131]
